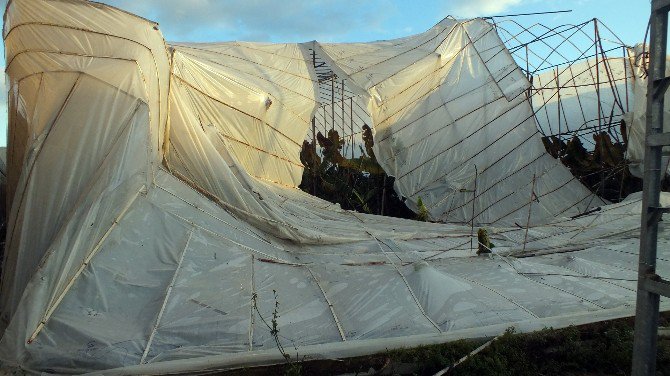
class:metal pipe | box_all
[631,3,668,375]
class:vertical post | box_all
[312,117,317,195]
[556,67,561,144]
[331,77,335,134]
[594,19,605,197]
[381,175,387,216]
[342,79,346,155]
[323,106,327,135]
[525,45,530,80]
[526,45,532,100]
[470,165,478,253]
[350,97,354,160]
[624,46,630,112]
[311,48,318,168]
[522,174,536,254]
[631,3,668,375]
[594,19,602,134]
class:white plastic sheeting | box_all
[0,0,170,325]
[316,18,604,225]
[167,42,319,188]
[532,56,633,141]
[624,44,670,177]
[0,0,664,374]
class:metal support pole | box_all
[594,19,605,197]
[470,165,478,252]
[350,97,354,160]
[632,2,669,375]
[381,175,386,216]
[312,117,317,195]
[556,67,561,143]
[624,45,630,112]
[522,174,536,254]
[323,106,327,135]
[525,45,530,79]
[342,79,346,154]
[331,77,335,134]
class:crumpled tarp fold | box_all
[0,0,662,374]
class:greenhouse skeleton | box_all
[0,0,667,374]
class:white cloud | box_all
[449,0,523,18]
[101,0,395,42]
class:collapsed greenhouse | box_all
[0,0,667,374]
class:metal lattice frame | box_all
[494,18,633,148]
[304,18,637,205]
[632,1,670,375]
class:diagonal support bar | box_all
[27,187,145,344]
[140,229,195,364]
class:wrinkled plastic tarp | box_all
[0,0,662,374]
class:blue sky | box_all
[0,0,651,146]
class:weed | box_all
[251,290,304,375]
[416,197,429,222]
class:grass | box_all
[218,315,670,375]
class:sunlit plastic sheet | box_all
[316,18,605,225]
[624,44,670,177]
[0,0,170,322]
[532,56,633,141]
[4,168,666,375]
